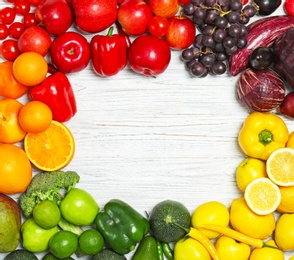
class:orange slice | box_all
[24,120,75,171]
[266,147,294,186]
[244,177,281,215]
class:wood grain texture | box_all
[1,1,294,259]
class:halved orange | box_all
[266,147,294,187]
[244,177,281,215]
[24,120,75,171]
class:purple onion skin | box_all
[280,92,294,119]
[237,68,285,112]
[229,15,294,76]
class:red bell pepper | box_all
[90,26,128,77]
[29,72,77,122]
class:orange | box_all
[277,185,294,213]
[244,177,281,215]
[12,52,48,86]
[24,120,75,171]
[266,147,294,186]
[0,143,32,194]
[19,101,52,133]
[0,98,27,144]
[0,61,29,99]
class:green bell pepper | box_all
[94,199,150,255]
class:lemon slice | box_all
[266,147,294,186]
[244,177,281,215]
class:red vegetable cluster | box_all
[0,0,198,78]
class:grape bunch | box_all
[182,0,257,77]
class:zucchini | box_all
[149,200,191,243]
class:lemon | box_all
[266,147,294,186]
[230,197,275,240]
[33,200,61,229]
[277,185,294,213]
[249,239,284,260]
[236,157,267,192]
[275,213,294,251]
[191,201,229,239]
[244,177,281,215]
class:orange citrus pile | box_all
[12,52,48,86]
[24,120,75,171]
[19,100,52,133]
[0,143,32,194]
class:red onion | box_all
[236,68,285,112]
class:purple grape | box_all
[190,62,208,77]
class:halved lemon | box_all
[244,177,281,215]
[24,120,75,171]
[266,147,294,187]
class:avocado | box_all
[4,249,38,260]
[91,249,127,260]
[0,193,21,252]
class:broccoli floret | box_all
[19,170,80,217]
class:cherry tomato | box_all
[0,39,20,61]
[9,22,25,39]
[6,0,15,2]
[1,7,16,24]
[148,16,169,37]
[0,24,9,40]
[26,0,44,5]
[285,0,294,15]
[22,12,37,27]
[14,0,31,16]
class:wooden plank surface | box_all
[1,1,293,259]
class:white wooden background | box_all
[1,1,294,259]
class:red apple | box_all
[49,31,91,73]
[71,0,117,33]
[165,15,196,50]
[128,35,171,76]
[117,0,154,36]
[17,25,52,56]
[148,0,180,18]
[35,0,73,35]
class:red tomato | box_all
[14,0,31,16]
[0,39,20,61]
[179,0,192,4]
[285,0,294,15]
[0,24,9,40]
[1,7,16,24]
[148,16,169,37]
[9,22,25,39]
[22,12,38,27]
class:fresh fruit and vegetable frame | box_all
[1,0,294,259]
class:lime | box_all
[33,200,61,229]
[78,229,104,255]
[49,230,78,259]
